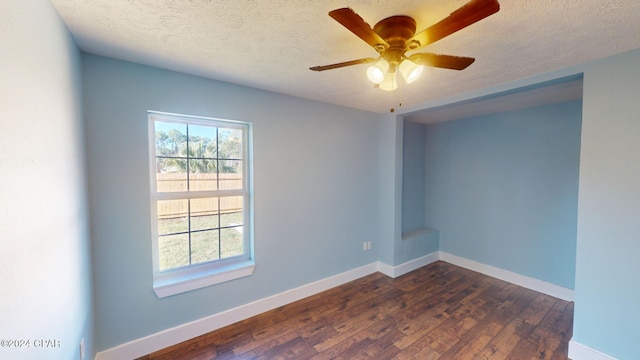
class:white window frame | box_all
[148,111,254,298]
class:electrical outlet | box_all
[80,338,85,360]
[363,242,367,251]
[367,241,372,250]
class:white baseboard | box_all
[377,252,440,278]
[439,252,575,302]
[95,262,379,360]
[569,339,617,360]
[96,250,574,360]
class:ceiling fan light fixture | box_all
[379,71,398,91]
[312,2,500,90]
[366,59,389,84]
[399,59,424,84]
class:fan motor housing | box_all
[373,15,417,64]
[373,16,416,47]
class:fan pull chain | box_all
[390,88,402,113]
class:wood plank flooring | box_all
[137,261,573,359]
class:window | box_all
[148,111,253,298]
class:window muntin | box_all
[149,112,253,297]
[156,196,245,270]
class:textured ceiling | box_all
[50,0,640,113]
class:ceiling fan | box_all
[310,0,500,91]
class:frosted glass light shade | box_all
[399,59,424,84]
[379,72,398,91]
[366,59,389,84]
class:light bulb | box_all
[367,66,385,84]
[366,59,389,84]
[379,72,398,91]
[399,59,424,84]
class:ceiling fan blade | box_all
[310,58,377,71]
[409,53,475,70]
[408,0,499,50]
[329,8,389,51]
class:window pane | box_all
[191,230,220,265]
[188,125,217,159]
[220,196,243,227]
[155,122,187,157]
[219,160,243,190]
[220,227,243,258]
[190,198,219,231]
[189,159,217,191]
[159,233,189,270]
[150,114,252,282]
[157,199,188,235]
[218,128,243,159]
[156,158,187,192]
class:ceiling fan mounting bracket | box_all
[372,15,419,65]
[373,15,416,50]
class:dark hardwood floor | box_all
[137,261,573,359]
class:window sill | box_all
[153,260,255,298]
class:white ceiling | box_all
[51,0,640,114]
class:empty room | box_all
[2,1,639,359]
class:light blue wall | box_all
[81,54,382,351]
[423,101,582,289]
[376,115,404,265]
[399,120,440,264]
[402,121,427,233]
[376,114,438,267]
[0,0,94,359]
[573,49,640,360]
